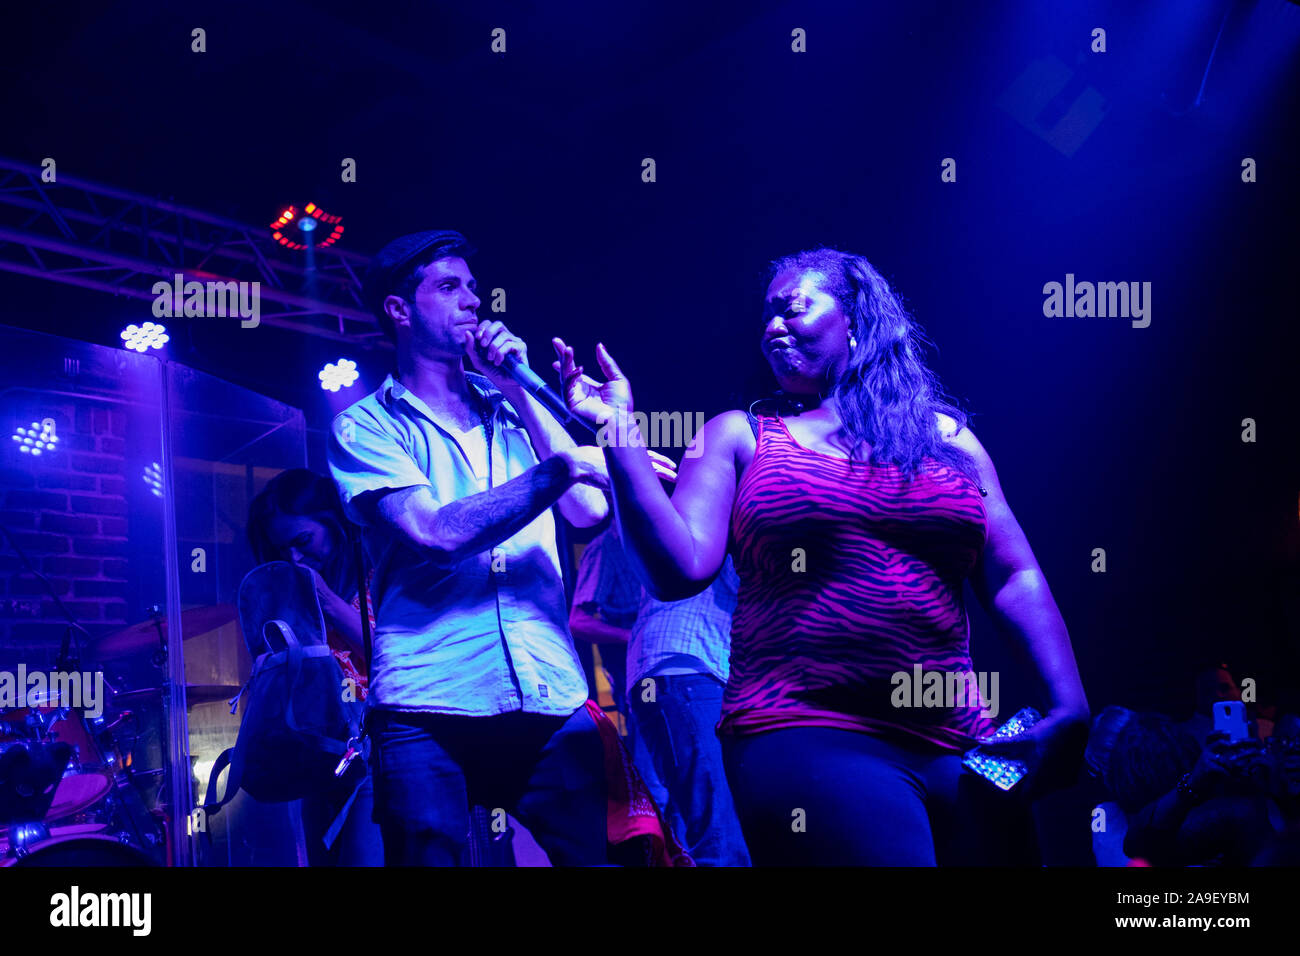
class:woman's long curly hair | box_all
[246,468,360,600]
[765,247,978,483]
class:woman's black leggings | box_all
[721,726,1039,866]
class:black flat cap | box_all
[362,229,475,317]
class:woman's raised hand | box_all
[551,338,633,427]
[551,338,677,483]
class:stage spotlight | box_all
[318,359,359,392]
[269,202,344,250]
[143,461,163,497]
[11,420,59,457]
[120,322,170,353]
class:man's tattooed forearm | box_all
[383,457,570,563]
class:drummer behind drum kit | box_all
[0,606,238,866]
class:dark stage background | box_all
[2,0,1297,724]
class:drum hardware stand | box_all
[138,602,181,865]
[56,621,86,676]
[143,604,168,670]
[6,821,50,858]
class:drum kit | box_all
[0,605,238,866]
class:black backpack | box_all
[202,562,367,838]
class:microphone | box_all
[470,330,596,438]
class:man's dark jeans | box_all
[368,706,608,866]
[630,673,751,866]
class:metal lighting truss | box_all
[0,157,382,345]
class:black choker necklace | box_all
[750,394,815,418]
[771,390,822,415]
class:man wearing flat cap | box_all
[327,230,618,865]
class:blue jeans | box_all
[368,707,608,866]
[630,674,751,866]
[721,726,1038,866]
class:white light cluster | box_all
[121,322,170,352]
[319,359,359,392]
[143,461,163,498]
[12,421,59,456]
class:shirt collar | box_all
[381,372,510,433]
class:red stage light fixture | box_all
[268,202,344,250]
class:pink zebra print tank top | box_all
[720,413,1000,751]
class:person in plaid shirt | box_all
[571,524,750,865]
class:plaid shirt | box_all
[575,529,737,693]
[628,555,738,692]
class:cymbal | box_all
[90,605,236,659]
[112,684,242,707]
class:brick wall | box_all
[1,399,136,670]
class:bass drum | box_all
[2,832,155,867]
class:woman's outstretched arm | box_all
[554,339,744,600]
